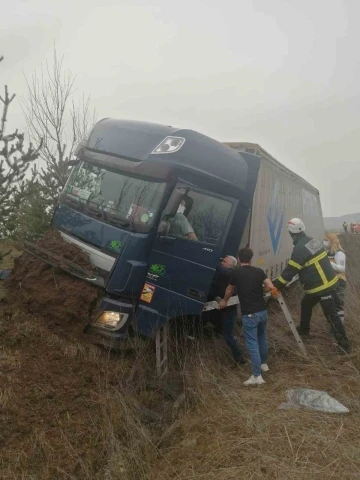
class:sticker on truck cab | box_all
[108,240,123,253]
[149,264,166,276]
[140,283,156,303]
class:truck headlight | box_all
[92,311,129,331]
[151,136,185,154]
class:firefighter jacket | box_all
[274,232,338,296]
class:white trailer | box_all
[226,142,325,279]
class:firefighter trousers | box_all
[300,291,350,351]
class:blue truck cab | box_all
[50,119,260,341]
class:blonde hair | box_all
[325,233,343,254]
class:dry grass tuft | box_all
[0,241,22,269]
[0,387,15,408]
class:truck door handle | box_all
[187,288,205,299]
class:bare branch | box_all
[21,46,96,207]
[0,86,16,136]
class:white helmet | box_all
[287,218,305,234]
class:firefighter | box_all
[323,233,346,323]
[273,218,350,354]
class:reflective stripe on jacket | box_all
[277,233,338,296]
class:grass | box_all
[0,241,21,269]
[137,235,360,479]
[147,235,360,480]
[150,352,360,479]
[0,235,359,479]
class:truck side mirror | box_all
[67,159,80,168]
[161,190,184,218]
[158,218,171,236]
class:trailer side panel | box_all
[226,144,324,278]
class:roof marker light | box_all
[151,136,185,155]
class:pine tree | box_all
[0,56,40,242]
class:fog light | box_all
[92,311,128,331]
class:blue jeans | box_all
[242,310,268,376]
[221,307,245,364]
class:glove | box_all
[271,288,280,298]
[273,279,284,290]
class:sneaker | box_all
[244,375,265,386]
[261,364,269,373]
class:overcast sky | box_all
[2,0,359,217]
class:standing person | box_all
[273,218,350,354]
[350,223,354,234]
[343,222,348,233]
[206,256,246,365]
[219,248,275,386]
[323,233,346,323]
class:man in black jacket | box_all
[207,255,245,365]
[273,218,350,354]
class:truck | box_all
[26,119,325,343]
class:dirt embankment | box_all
[0,231,172,479]
[6,230,100,339]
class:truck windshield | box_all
[62,161,166,232]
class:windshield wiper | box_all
[83,199,106,219]
[60,193,84,211]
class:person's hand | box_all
[272,279,284,290]
[271,288,280,298]
[219,299,227,310]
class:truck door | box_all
[136,184,236,333]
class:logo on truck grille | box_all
[267,181,284,254]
